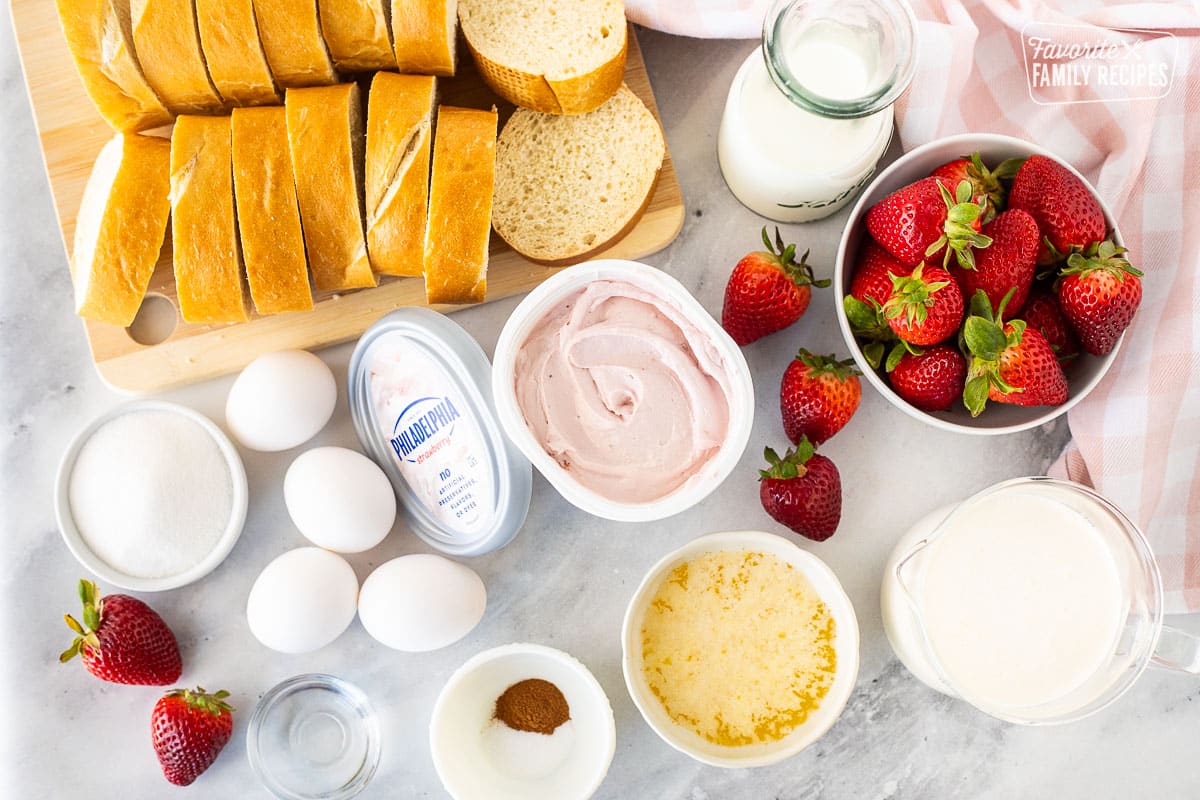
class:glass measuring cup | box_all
[881,477,1200,724]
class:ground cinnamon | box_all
[493,678,570,735]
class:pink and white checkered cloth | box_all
[629,0,1200,612]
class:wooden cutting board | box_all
[8,8,684,392]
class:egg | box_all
[358,554,486,652]
[226,350,337,451]
[247,547,358,653]
[284,447,397,553]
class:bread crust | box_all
[286,83,376,292]
[170,115,250,323]
[393,0,457,76]
[195,0,280,105]
[130,0,225,114]
[424,105,496,304]
[252,0,338,87]
[55,0,173,131]
[232,106,313,314]
[365,73,435,277]
[72,134,172,324]
[320,0,396,72]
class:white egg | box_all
[226,350,337,452]
[247,547,358,654]
[284,447,397,553]
[358,554,486,652]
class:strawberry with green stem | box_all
[866,177,993,269]
[949,208,1040,315]
[882,263,964,346]
[1055,240,1143,356]
[962,289,1068,416]
[722,227,830,346]
[152,687,235,786]
[887,345,967,413]
[843,241,910,369]
[758,439,842,542]
[929,152,1024,222]
[61,579,181,686]
[780,350,861,445]
[1007,154,1108,265]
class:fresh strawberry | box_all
[866,177,992,269]
[758,440,842,542]
[882,263,964,346]
[888,345,966,413]
[60,579,181,686]
[949,208,1040,314]
[850,240,911,308]
[780,350,861,445]
[962,290,1069,416]
[929,152,1023,221]
[1021,288,1080,362]
[151,687,234,786]
[1007,154,1107,264]
[1055,240,1143,355]
[722,227,830,345]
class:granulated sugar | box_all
[68,409,233,579]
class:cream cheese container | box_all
[349,308,531,556]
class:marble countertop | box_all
[3,17,1199,799]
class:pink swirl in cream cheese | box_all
[514,279,733,504]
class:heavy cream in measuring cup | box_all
[349,308,531,556]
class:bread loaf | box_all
[170,115,249,323]
[392,0,457,76]
[320,0,396,72]
[253,0,338,87]
[286,83,376,292]
[55,0,173,132]
[130,0,225,114]
[491,84,662,264]
[195,0,280,105]
[423,105,496,304]
[232,107,314,314]
[71,134,171,324]
[458,0,626,114]
[365,72,435,277]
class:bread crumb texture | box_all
[458,0,624,79]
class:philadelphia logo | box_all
[390,396,461,461]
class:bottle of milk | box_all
[718,0,917,222]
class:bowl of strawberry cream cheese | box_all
[493,260,753,522]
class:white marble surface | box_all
[2,16,1199,798]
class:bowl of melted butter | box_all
[621,531,860,767]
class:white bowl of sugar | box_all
[55,400,249,592]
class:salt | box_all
[68,410,233,579]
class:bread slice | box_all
[195,0,280,105]
[55,0,173,132]
[423,105,496,304]
[458,0,626,114]
[170,115,249,323]
[365,73,435,277]
[130,0,225,114]
[252,0,338,87]
[286,84,375,292]
[231,107,313,314]
[492,84,662,264]
[393,0,457,76]
[71,134,171,324]
[320,0,396,72]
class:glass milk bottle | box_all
[718,0,917,222]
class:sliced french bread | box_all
[232,106,313,314]
[252,0,338,87]
[195,0,280,105]
[491,84,662,264]
[55,0,173,132]
[458,0,626,114]
[71,134,171,324]
[320,0,396,72]
[171,115,250,323]
[423,105,496,304]
[286,83,376,292]
[365,72,435,277]
[392,0,457,76]
[130,0,225,114]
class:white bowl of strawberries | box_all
[835,133,1140,435]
